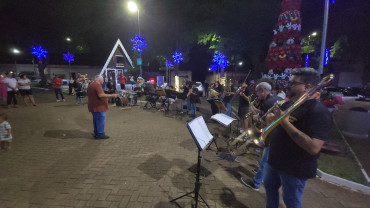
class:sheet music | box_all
[211,113,236,127]
[187,116,214,150]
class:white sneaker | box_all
[62,99,66,102]
[56,100,60,102]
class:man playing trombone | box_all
[263,68,332,208]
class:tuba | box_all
[257,74,334,145]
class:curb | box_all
[332,109,370,183]
[316,169,370,195]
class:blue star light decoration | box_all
[305,53,309,67]
[166,60,174,68]
[213,52,229,69]
[130,35,148,53]
[32,45,48,59]
[324,48,330,66]
[172,51,183,64]
[63,52,75,63]
[210,63,218,71]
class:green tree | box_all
[330,35,351,61]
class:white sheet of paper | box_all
[211,113,237,126]
[187,116,213,150]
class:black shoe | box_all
[95,136,110,139]
[241,177,259,191]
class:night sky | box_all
[1,0,369,76]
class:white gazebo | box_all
[99,39,134,90]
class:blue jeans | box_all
[181,99,187,112]
[75,91,81,103]
[222,102,232,117]
[133,94,138,104]
[54,88,64,100]
[92,112,106,138]
[190,103,196,116]
[264,164,307,208]
[253,147,269,188]
[186,96,191,112]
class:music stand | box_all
[170,116,211,208]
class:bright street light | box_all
[127,1,142,76]
[128,1,138,12]
[238,62,243,66]
[13,48,20,54]
[311,32,317,36]
[66,37,71,42]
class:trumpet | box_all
[257,74,334,145]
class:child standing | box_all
[0,113,12,151]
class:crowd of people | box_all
[0,71,37,108]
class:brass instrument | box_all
[257,74,334,145]
[187,87,196,97]
[230,97,260,146]
[209,89,219,98]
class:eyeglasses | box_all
[287,81,306,87]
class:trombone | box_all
[256,74,334,145]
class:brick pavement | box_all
[0,91,369,208]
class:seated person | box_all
[106,79,116,103]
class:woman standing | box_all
[0,73,7,106]
[18,74,36,106]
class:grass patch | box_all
[318,126,370,186]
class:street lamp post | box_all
[128,1,142,77]
[318,0,330,74]
[12,48,20,72]
[235,61,243,80]
[306,32,317,67]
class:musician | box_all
[203,80,209,98]
[132,77,145,105]
[264,68,332,208]
[161,85,176,111]
[223,82,235,117]
[188,82,199,117]
[213,81,224,97]
[238,83,251,132]
[106,79,116,103]
[180,75,192,113]
[241,81,283,192]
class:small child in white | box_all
[0,113,12,150]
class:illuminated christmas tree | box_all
[265,0,303,76]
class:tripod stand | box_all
[170,149,210,208]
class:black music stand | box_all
[211,114,236,138]
[170,116,211,208]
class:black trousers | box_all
[7,91,17,105]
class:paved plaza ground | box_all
[0,91,369,208]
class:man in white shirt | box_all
[4,72,18,108]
